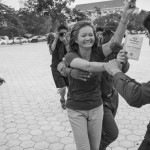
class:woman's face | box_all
[76,26,95,49]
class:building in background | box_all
[75,0,125,20]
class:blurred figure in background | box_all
[96,27,104,46]
[48,25,70,109]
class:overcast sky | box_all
[1,0,150,11]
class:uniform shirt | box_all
[113,72,150,107]
[65,46,105,110]
[113,72,150,141]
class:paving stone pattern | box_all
[0,37,150,150]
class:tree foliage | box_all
[0,3,25,38]
[127,10,147,32]
[93,10,148,32]
[0,1,148,38]
[93,13,121,27]
[18,8,48,35]
[23,0,75,30]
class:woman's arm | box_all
[70,58,106,72]
[102,0,136,57]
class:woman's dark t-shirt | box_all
[65,46,105,110]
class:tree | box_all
[94,6,101,18]
[18,8,48,35]
[127,10,148,32]
[0,3,25,38]
[24,0,75,31]
[93,10,148,32]
[93,13,121,27]
[72,8,87,22]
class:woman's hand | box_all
[104,60,122,76]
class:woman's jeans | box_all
[67,105,103,150]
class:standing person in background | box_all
[47,32,53,55]
[101,23,115,44]
[48,25,70,110]
[104,12,150,150]
[63,1,135,149]
[96,27,104,46]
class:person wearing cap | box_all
[104,12,150,150]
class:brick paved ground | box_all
[0,36,150,150]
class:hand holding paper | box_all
[123,34,143,60]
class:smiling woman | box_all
[63,1,136,149]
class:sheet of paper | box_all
[123,34,143,60]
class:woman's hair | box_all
[69,21,98,53]
[143,12,150,33]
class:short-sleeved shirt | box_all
[65,46,105,110]
[49,34,67,68]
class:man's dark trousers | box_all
[99,105,119,150]
[138,122,150,150]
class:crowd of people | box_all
[46,0,150,150]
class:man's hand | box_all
[57,61,91,81]
[0,77,5,85]
[116,49,128,63]
[105,60,122,76]
[71,68,91,81]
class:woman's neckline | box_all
[78,49,91,61]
